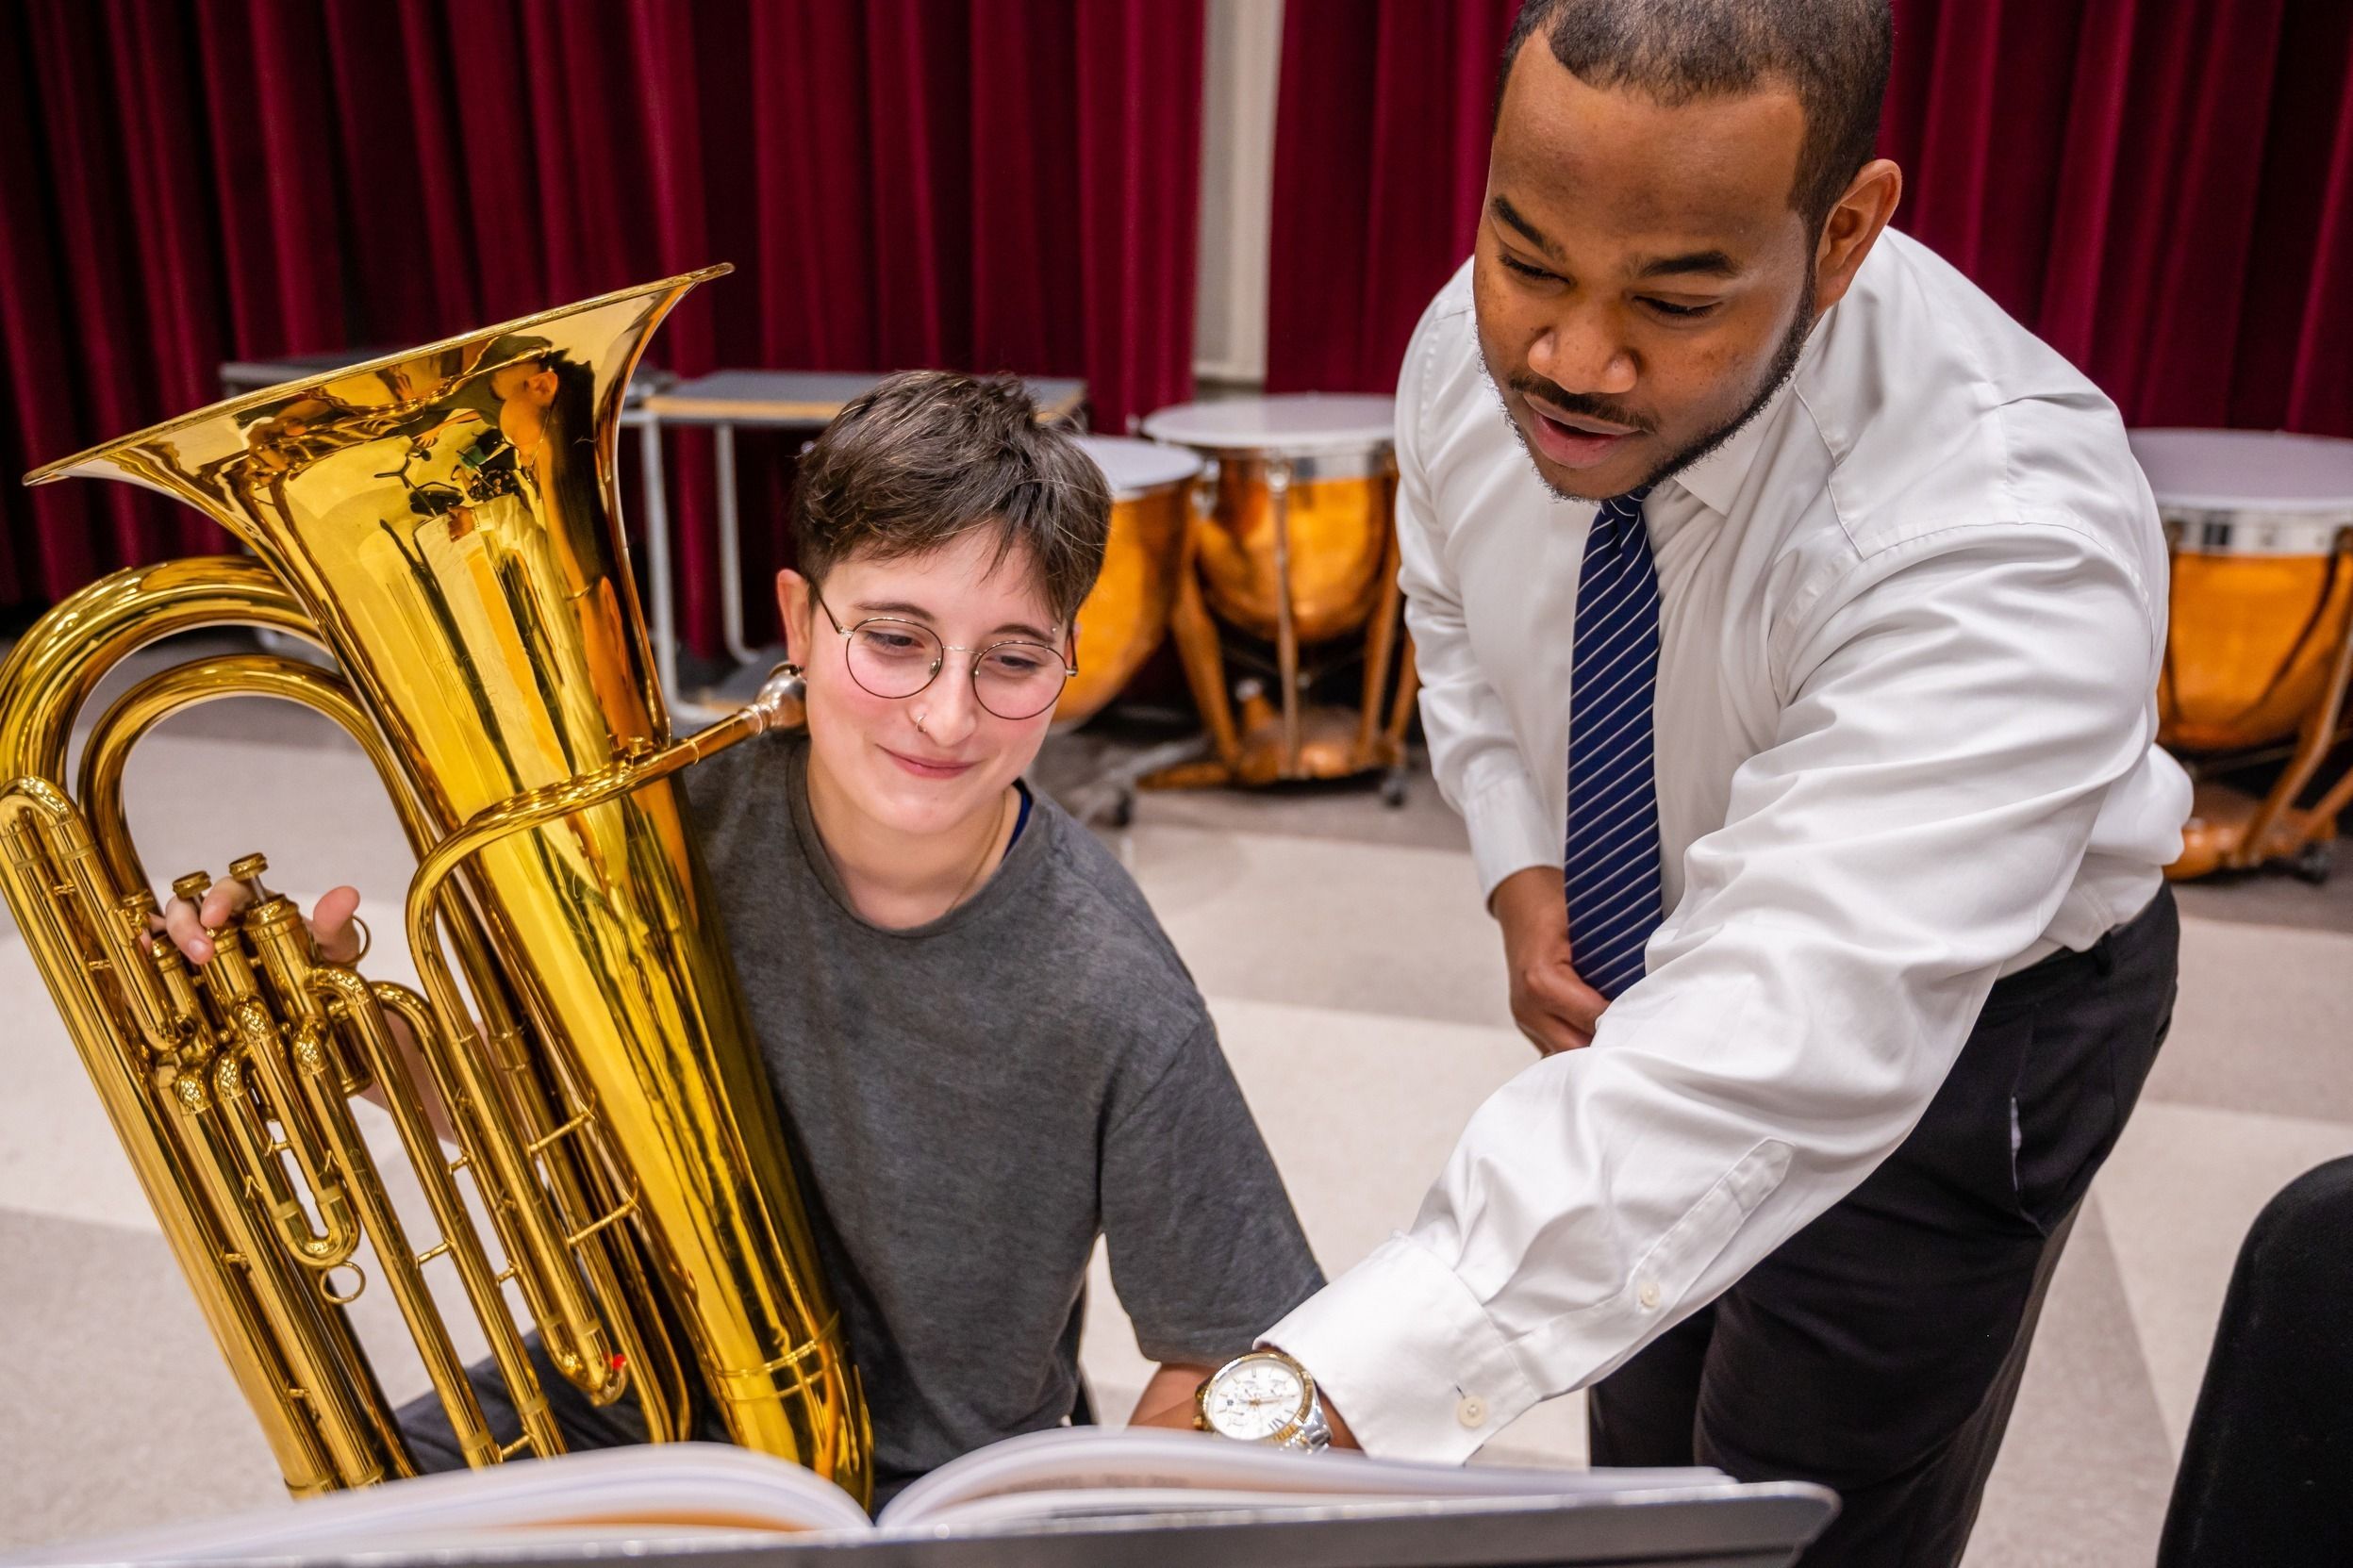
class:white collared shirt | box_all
[1267,229,2192,1462]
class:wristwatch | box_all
[1194,1350,1333,1451]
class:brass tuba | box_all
[0,267,870,1501]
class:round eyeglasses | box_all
[814,591,1077,721]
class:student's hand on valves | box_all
[1490,865,1609,1056]
[161,880,365,967]
[159,880,456,1145]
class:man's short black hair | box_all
[1495,0,1893,231]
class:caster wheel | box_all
[2291,841,2332,885]
[1380,773,1409,809]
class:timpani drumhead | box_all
[2130,429,2353,752]
[2130,429,2353,554]
[1071,434,1202,499]
[1142,394,1397,462]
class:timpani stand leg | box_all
[1381,636,1421,807]
[1355,463,1417,805]
[1268,459,1304,778]
[2230,539,2353,874]
[2291,736,2353,882]
[1386,635,1420,745]
[1355,526,1401,767]
[1152,469,1245,788]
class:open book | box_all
[17,1428,1726,1564]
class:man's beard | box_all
[1488,278,1818,503]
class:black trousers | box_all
[1589,887,2179,1568]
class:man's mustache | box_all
[1506,373,1656,437]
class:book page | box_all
[879,1428,1724,1530]
[8,1446,873,1564]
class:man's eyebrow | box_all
[1633,249,1743,281]
[1490,194,1562,261]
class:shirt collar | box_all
[1665,398,1774,518]
[1661,316,1826,519]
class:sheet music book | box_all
[11,1428,1728,1565]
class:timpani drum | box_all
[2130,428,2353,880]
[1140,395,1417,794]
[1056,436,1201,728]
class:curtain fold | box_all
[0,0,1203,652]
[1263,0,2353,446]
[1266,0,1518,394]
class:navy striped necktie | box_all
[1564,486,1663,1000]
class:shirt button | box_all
[1638,1280,1662,1311]
[1456,1395,1488,1428]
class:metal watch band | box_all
[1284,1396,1334,1452]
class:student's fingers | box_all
[160,897,216,965]
[198,879,255,932]
[310,886,363,964]
[161,879,365,966]
[165,879,256,966]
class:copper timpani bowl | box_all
[1141,395,1398,647]
[2130,429,2353,755]
[1056,436,1201,727]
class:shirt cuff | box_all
[1458,765,1557,903]
[1261,1234,1541,1465]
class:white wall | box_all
[1192,0,1284,388]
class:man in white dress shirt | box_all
[1257,3,2190,1561]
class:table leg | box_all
[636,418,679,710]
[715,422,760,667]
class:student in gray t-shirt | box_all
[160,371,1323,1509]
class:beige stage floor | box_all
[3,668,2348,1562]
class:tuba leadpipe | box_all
[1,269,870,1501]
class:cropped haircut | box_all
[791,371,1111,625]
[1496,0,1894,232]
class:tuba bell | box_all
[0,267,870,1501]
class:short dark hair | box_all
[1495,0,1893,231]
[792,371,1110,624]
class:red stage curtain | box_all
[0,0,1204,651]
[1264,0,2353,442]
[1265,0,1519,396]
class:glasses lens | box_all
[846,621,941,699]
[973,641,1069,719]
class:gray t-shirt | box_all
[682,732,1324,1498]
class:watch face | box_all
[1205,1355,1308,1442]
